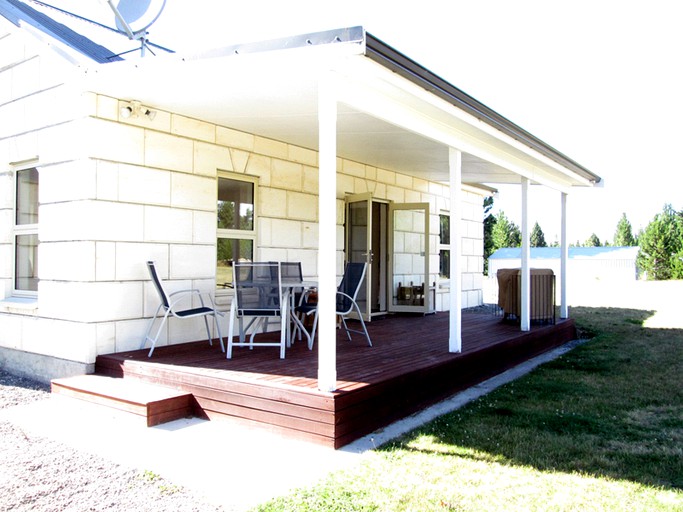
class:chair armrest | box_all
[168,289,221,313]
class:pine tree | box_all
[530,221,547,247]
[614,213,636,246]
[491,211,521,250]
[584,233,601,247]
[637,204,683,280]
[483,197,496,275]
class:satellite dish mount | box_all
[106,0,167,57]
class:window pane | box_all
[439,249,450,279]
[439,214,450,245]
[16,168,39,225]
[218,178,253,231]
[216,238,253,287]
[15,234,39,291]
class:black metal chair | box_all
[227,262,287,359]
[141,261,225,357]
[296,262,372,348]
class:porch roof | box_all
[74,25,600,192]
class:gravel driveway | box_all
[0,370,226,512]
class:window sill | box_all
[0,297,38,314]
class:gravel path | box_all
[0,370,226,512]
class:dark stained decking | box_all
[95,312,576,448]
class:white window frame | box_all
[12,164,39,297]
[438,210,450,281]
[216,172,258,294]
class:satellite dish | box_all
[113,0,166,35]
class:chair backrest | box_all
[234,262,282,315]
[337,262,367,314]
[279,261,303,285]
[147,261,170,310]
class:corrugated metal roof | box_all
[0,0,122,63]
[490,246,640,260]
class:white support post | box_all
[317,75,337,392]
[560,192,569,319]
[449,147,462,352]
[520,177,531,331]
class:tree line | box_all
[483,198,683,280]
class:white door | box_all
[388,202,431,314]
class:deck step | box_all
[51,374,195,427]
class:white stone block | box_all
[254,137,287,159]
[194,141,232,176]
[96,95,118,121]
[336,173,354,196]
[272,159,302,190]
[170,244,215,279]
[172,115,215,143]
[259,248,287,263]
[0,314,22,349]
[116,243,168,280]
[287,192,317,221]
[269,219,301,248]
[87,118,145,165]
[386,185,405,203]
[395,173,413,189]
[119,164,170,206]
[244,153,270,185]
[144,206,193,243]
[39,241,96,281]
[23,318,97,363]
[95,242,116,281]
[288,145,317,167]
[0,209,12,243]
[216,126,254,151]
[171,173,215,211]
[116,319,149,353]
[41,201,144,242]
[342,160,365,178]
[302,221,318,249]
[0,245,11,278]
[39,160,96,203]
[96,160,119,201]
[39,281,143,322]
[96,322,116,355]
[376,168,395,184]
[303,166,318,194]
[193,211,216,244]
[260,188,287,218]
[145,130,193,172]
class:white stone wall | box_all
[0,23,486,374]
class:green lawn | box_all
[255,306,683,511]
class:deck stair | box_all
[51,374,195,427]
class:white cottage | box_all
[0,1,601,390]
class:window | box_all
[439,213,450,279]
[216,175,256,288]
[14,167,39,294]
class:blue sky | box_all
[50,1,683,243]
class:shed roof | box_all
[490,246,640,260]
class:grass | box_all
[254,306,683,511]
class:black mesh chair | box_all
[296,262,372,348]
[227,262,287,359]
[141,261,225,357]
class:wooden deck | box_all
[95,312,576,448]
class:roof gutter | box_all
[364,32,601,185]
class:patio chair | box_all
[227,261,288,359]
[141,261,225,357]
[296,261,372,348]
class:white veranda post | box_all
[520,177,531,331]
[449,147,462,352]
[560,192,569,319]
[317,76,338,392]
